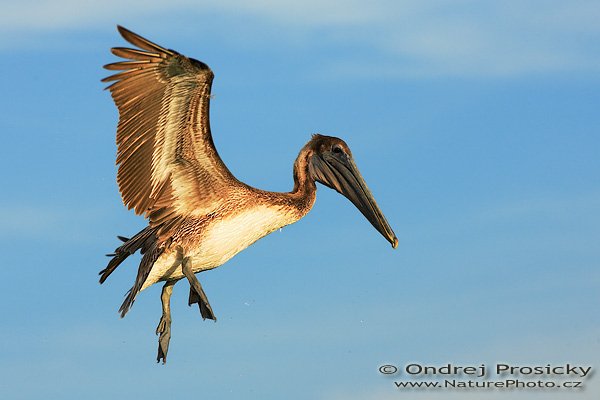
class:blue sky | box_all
[0,1,599,399]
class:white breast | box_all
[141,205,297,290]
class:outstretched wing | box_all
[103,26,238,227]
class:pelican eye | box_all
[332,145,344,154]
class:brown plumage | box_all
[101,26,397,363]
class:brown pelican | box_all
[100,26,397,363]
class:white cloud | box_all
[2,0,599,78]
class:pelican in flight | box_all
[100,26,397,363]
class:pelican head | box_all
[304,134,398,248]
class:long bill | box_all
[309,152,398,248]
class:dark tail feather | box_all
[99,253,129,284]
[99,227,155,284]
[118,240,164,317]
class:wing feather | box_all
[104,26,238,224]
[117,26,175,54]
[104,60,155,71]
[111,47,162,61]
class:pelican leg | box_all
[156,280,176,364]
[181,257,217,321]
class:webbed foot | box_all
[156,314,171,364]
[189,287,216,321]
[156,280,175,364]
[181,256,217,321]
